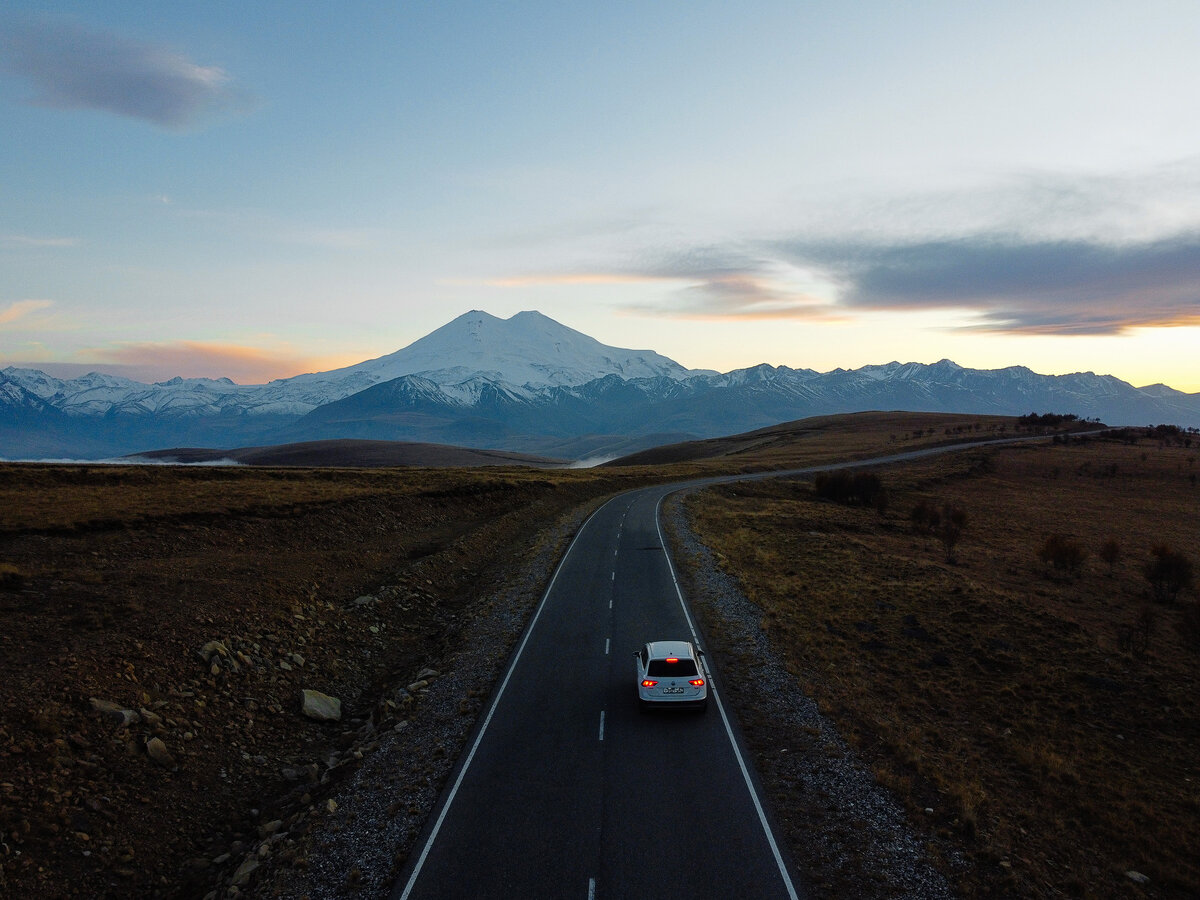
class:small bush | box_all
[1144,544,1195,604]
[814,470,888,510]
[1039,534,1087,577]
[936,504,968,562]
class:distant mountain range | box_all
[2,310,1197,460]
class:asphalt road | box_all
[393,432,1083,899]
[393,481,801,900]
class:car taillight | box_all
[665,657,679,663]
[641,679,657,687]
[689,679,705,686]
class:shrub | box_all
[1039,534,1087,577]
[935,504,968,562]
[1144,545,1195,604]
[813,470,888,510]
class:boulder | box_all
[299,689,341,722]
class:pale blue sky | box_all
[3,1,1200,388]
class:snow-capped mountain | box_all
[2,310,1197,460]
[3,311,694,421]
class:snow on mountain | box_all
[285,309,694,395]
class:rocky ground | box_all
[0,464,633,899]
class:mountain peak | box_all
[344,309,693,389]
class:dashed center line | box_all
[598,710,606,741]
[605,638,610,655]
[588,876,596,899]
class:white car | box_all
[634,640,708,712]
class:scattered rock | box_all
[258,820,283,838]
[145,737,176,768]
[199,641,229,663]
[1126,870,1150,885]
[300,689,342,722]
[89,698,141,728]
[230,856,259,887]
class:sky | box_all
[2,1,1200,390]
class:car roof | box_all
[645,640,695,659]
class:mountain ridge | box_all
[2,310,1197,460]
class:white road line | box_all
[608,597,613,609]
[588,877,596,900]
[654,495,801,900]
[605,638,610,655]
[396,498,619,900]
[598,710,606,741]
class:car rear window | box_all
[647,658,698,677]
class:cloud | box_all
[88,341,342,384]
[774,233,1200,335]
[0,299,54,325]
[492,248,842,321]
[0,16,248,128]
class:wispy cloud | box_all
[0,15,249,129]
[490,249,842,321]
[89,341,343,384]
[0,299,54,325]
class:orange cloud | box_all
[89,341,359,384]
[0,299,54,325]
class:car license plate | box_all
[663,687,684,694]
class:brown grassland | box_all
[683,430,1200,898]
[0,412,1189,898]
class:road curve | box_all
[393,433,1074,899]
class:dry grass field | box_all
[684,430,1200,898]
